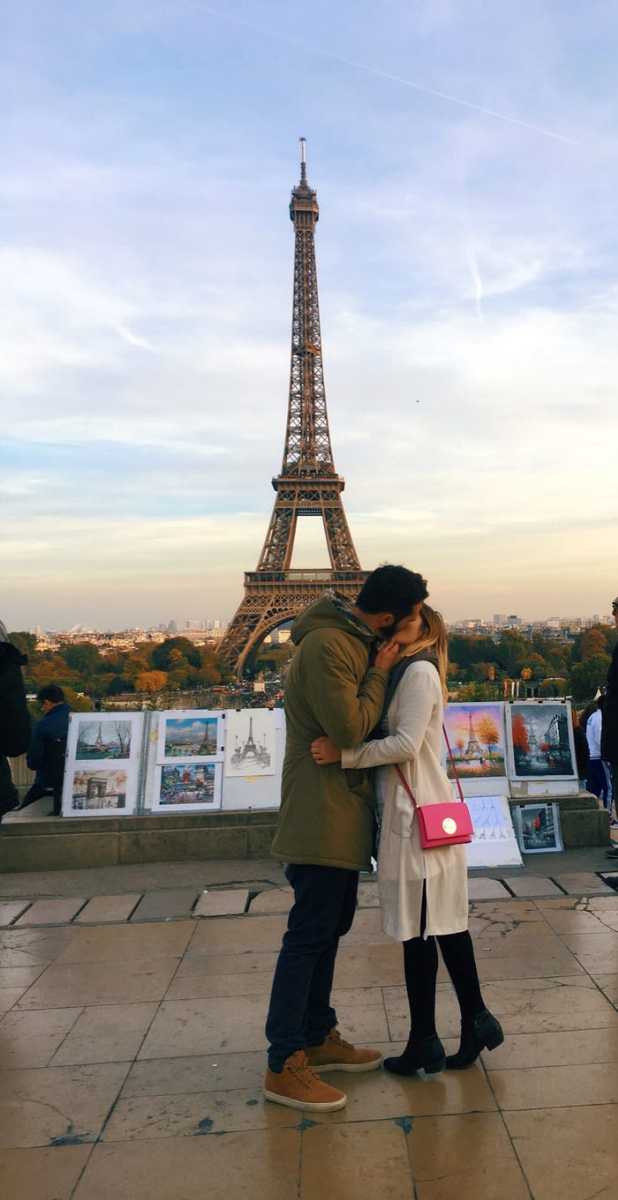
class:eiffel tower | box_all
[464,712,483,758]
[218,140,367,675]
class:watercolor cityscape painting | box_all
[163,718,218,758]
[71,769,128,811]
[76,721,132,760]
[159,764,218,806]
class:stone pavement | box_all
[1,867,618,1199]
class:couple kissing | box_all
[263,564,504,1112]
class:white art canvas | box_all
[506,701,578,783]
[221,708,285,810]
[444,703,510,797]
[62,711,144,817]
[224,709,277,778]
[465,796,522,868]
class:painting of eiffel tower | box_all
[225,711,276,778]
[464,711,483,758]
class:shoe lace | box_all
[286,1053,321,1088]
[328,1029,353,1051]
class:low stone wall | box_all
[0,811,279,874]
[1,791,608,875]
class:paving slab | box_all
[554,873,614,895]
[357,882,380,907]
[0,1145,93,1200]
[503,876,564,898]
[0,1062,128,1149]
[15,898,87,927]
[130,891,199,922]
[193,889,249,918]
[0,902,32,928]
[76,895,142,924]
[468,879,511,900]
[249,889,292,914]
[72,1130,301,1200]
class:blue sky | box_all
[2,1,617,629]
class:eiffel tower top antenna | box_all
[280,134,337,478]
[217,140,367,675]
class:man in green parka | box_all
[264,565,429,1112]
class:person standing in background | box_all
[0,621,31,824]
[21,685,71,816]
[586,698,612,813]
[604,598,618,856]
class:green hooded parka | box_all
[271,595,388,871]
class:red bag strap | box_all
[394,764,418,809]
[442,724,465,803]
[394,726,466,808]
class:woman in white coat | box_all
[312,604,504,1075]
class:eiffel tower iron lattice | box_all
[218,140,367,675]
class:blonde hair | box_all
[400,604,449,701]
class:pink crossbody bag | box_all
[394,725,473,849]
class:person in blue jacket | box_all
[21,685,71,816]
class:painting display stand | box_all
[59,700,605,855]
[63,708,283,818]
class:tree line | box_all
[447,625,616,703]
[7,623,616,711]
[7,634,227,710]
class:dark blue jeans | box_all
[265,864,359,1071]
[587,759,610,807]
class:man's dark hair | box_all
[37,684,66,705]
[356,564,429,623]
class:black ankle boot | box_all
[446,1010,504,1070]
[384,1035,446,1077]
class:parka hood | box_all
[291,593,375,647]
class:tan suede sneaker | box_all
[306,1028,383,1073]
[263,1050,347,1111]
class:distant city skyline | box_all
[18,608,616,638]
[2,3,617,630]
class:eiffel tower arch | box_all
[217,140,367,676]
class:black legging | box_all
[403,887,485,1041]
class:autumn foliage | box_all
[136,670,168,693]
[477,715,500,752]
[511,714,530,753]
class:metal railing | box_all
[245,569,367,584]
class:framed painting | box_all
[224,709,277,778]
[156,711,225,765]
[62,712,144,817]
[152,761,223,812]
[513,802,564,854]
[506,701,577,783]
[444,703,509,796]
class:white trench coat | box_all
[341,660,469,941]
